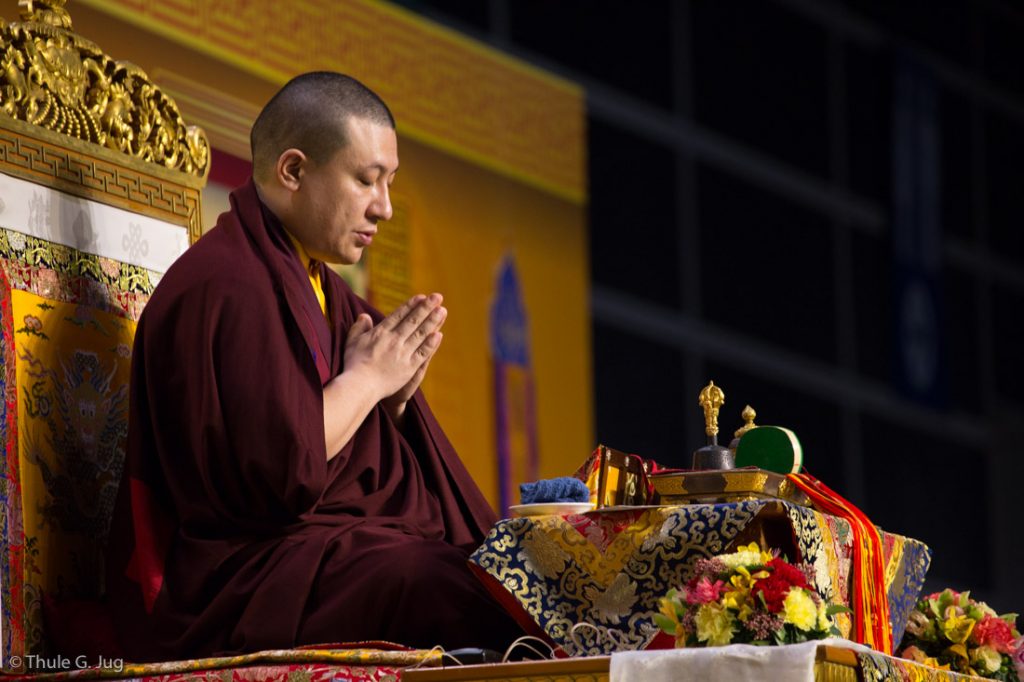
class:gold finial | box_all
[698,381,725,439]
[18,0,71,28]
[734,405,757,439]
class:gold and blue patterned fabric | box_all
[470,500,931,656]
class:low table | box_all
[469,501,931,655]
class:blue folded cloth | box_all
[519,477,590,504]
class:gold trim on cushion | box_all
[0,0,209,180]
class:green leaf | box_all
[826,604,853,616]
[653,613,677,634]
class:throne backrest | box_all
[0,3,208,665]
[0,177,194,660]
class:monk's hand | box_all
[343,293,446,422]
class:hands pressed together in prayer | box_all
[347,293,447,420]
[322,293,446,459]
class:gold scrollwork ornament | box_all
[0,0,209,177]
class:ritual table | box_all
[469,501,931,656]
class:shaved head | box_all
[250,72,395,181]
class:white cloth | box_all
[0,172,189,273]
[609,639,868,682]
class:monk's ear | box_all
[275,148,307,192]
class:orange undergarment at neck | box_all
[284,230,327,317]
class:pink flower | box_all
[1011,637,1024,680]
[686,576,726,605]
[23,315,42,331]
[973,615,1017,654]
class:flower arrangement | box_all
[654,542,845,647]
[898,589,1024,680]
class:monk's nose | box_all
[371,186,393,222]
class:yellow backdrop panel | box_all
[386,137,591,506]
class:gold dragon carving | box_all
[0,0,209,177]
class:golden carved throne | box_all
[0,0,205,669]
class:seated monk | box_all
[106,72,523,660]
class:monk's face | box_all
[293,116,399,264]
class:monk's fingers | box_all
[345,313,373,345]
[407,357,430,387]
[396,304,444,347]
[413,330,443,362]
[408,305,446,345]
[392,293,443,339]
[379,294,427,332]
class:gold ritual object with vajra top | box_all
[647,381,809,507]
[587,382,807,508]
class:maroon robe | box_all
[106,179,521,660]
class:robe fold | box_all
[106,179,520,660]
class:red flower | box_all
[766,558,808,589]
[753,574,792,613]
[751,559,810,614]
[973,614,1017,654]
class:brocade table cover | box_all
[469,501,931,656]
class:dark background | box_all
[395,0,1024,614]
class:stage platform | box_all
[404,645,987,682]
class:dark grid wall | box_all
[396,0,1024,611]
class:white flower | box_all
[719,549,764,570]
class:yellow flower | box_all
[970,646,1002,674]
[695,602,736,646]
[656,596,689,647]
[719,566,768,622]
[940,611,976,644]
[659,597,678,622]
[782,589,818,631]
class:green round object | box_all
[734,426,803,474]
